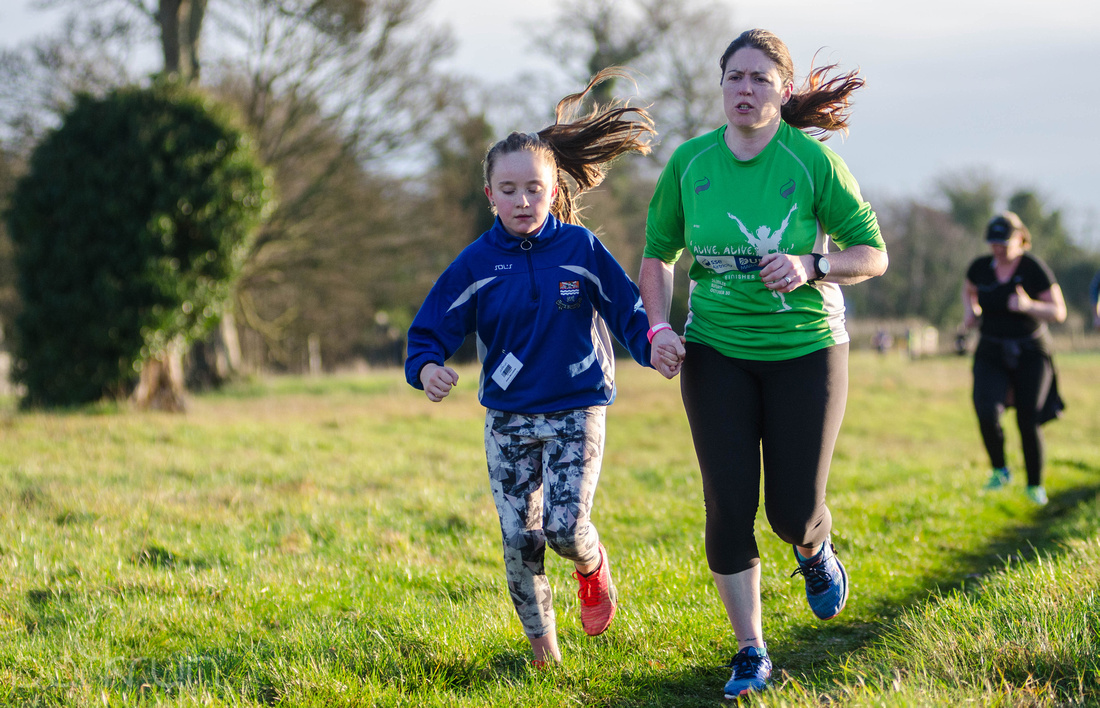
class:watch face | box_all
[820,257,830,274]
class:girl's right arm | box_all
[405,260,478,393]
[419,363,459,403]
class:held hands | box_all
[420,363,458,402]
[650,328,685,379]
[759,253,811,292]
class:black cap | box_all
[986,215,1013,242]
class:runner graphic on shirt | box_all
[728,203,799,311]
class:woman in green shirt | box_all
[639,28,888,699]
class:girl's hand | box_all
[650,329,685,379]
[420,363,459,402]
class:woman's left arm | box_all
[805,245,888,285]
[761,153,887,291]
[1010,283,1067,323]
[762,245,888,291]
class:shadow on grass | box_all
[129,542,222,571]
[782,477,1100,688]
[593,482,1100,706]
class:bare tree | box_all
[195,0,455,369]
[20,0,453,167]
[0,12,147,154]
[840,197,979,327]
[633,0,734,158]
[158,0,207,81]
[34,0,207,82]
[536,0,734,159]
[0,147,21,337]
[538,0,670,105]
[10,0,460,376]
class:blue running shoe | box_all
[723,645,771,699]
[985,467,1011,489]
[791,539,849,620]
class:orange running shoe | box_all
[573,543,617,636]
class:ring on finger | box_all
[784,276,792,285]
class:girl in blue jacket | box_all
[405,68,666,666]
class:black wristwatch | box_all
[809,253,830,284]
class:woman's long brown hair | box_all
[720,29,864,140]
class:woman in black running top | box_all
[961,211,1066,506]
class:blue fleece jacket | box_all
[405,213,653,414]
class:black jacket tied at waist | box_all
[976,326,1064,425]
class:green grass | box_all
[1,351,1099,706]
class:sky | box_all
[3,0,1099,243]
[428,0,1100,244]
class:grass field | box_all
[1,350,1099,706]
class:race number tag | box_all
[733,254,763,272]
[694,253,762,274]
[491,352,523,390]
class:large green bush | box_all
[5,81,271,407]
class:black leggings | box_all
[680,341,849,575]
[972,339,1052,486]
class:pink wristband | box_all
[647,322,673,343]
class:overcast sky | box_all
[3,0,1099,243]
[432,0,1100,244]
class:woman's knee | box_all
[1015,408,1041,431]
[770,521,816,547]
[972,396,1002,424]
[767,503,829,547]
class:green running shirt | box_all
[644,122,885,361]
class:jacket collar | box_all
[486,212,562,250]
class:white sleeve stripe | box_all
[446,277,496,312]
[569,350,598,377]
[559,265,610,302]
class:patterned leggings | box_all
[484,407,605,638]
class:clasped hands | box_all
[651,329,685,379]
[649,253,817,379]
